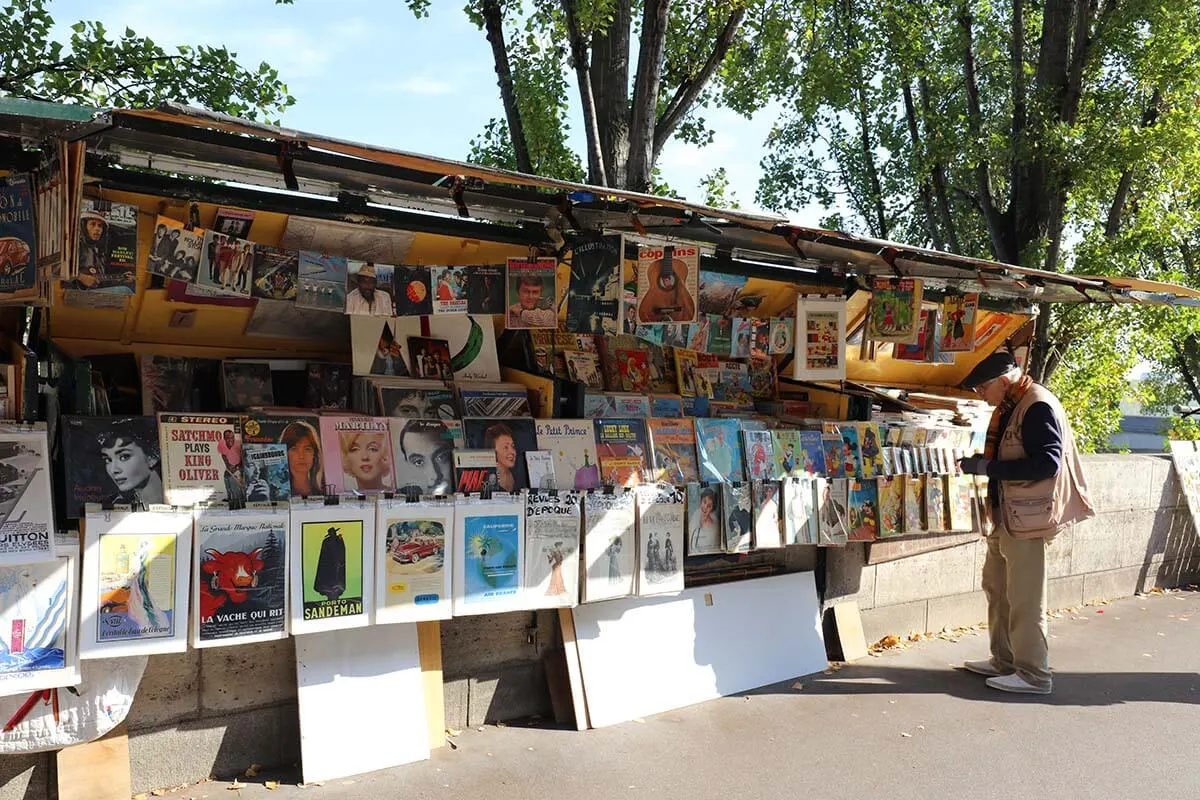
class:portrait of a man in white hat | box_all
[345,261,394,316]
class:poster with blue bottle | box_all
[453,496,524,616]
[0,173,36,295]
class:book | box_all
[319,416,395,494]
[947,474,975,531]
[565,232,623,336]
[534,419,601,491]
[146,216,204,283]
[393,265,434,316]
[858,422,884,479]
[75,198,137,293]
[454,449,499,494]
[525,450,556,490]
[593,417,650,487]
[582,391,651,418]
[720,482,752,553]
[0,174,36,294]
[838,425,862,478]
[751,480,783,549]
[523,491,582,606]
[730,317,753,358]
[389,418,457,496]
[707,314,733,356]
[635,244,698,324]
[925,474,948,531]
[877,475,905,538]
[742,428,775,482]
[345,261,396,316]
[158,413,244,506]
[635,485,686,596]
[940,294,980,352]
[305,363,351,410]
[848,478,880,541]
[646,418,699,484]
[463,417,539,491]
[616,349,652,393]
[820,436,844,478]
[783,476,818,545]
[797,431,826,475]
[868,278,924,343]
[564,350,604,389]
[241,414,324,499]
[816,478,850,545]
[296,252,348,312]
[771,430,801,479]
[581,490,636,602]
[457,383,531,417]
[686,482,722,555]
[769,317,794,354]
[673,348,699,397]
[695,418,744,483]
[904,475,926,533]
[406,336,454,381]
[222,362,274,411]
[649,394,684,418]
[895,309,936,361]
[505,256,557,329]
[750,318,771,360]
[62,416,164,517]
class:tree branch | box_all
[480,0,533,174]
[1104,89,1159,237]
[1010,0,1025,237]
[901,79,943,250]
[592,0,631,187]
[626,0,670,191]
[651,6,746,160]
[560,0,608,186]
[918,74,962,253]
[959,5,1009,261]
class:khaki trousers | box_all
[980,524,1052,690]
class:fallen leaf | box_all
[134,795,149,800]
[1143,653,1153,658]
[227,779,243,791]
[900,732,912,738]
[632,718,645,724]
[265,782,279,791]
[446,728,463,737]
[917,725,925,730]
[150,791,168,798]
[244,764,261,778]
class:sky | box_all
[47,0,795,218]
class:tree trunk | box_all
[592,0,631,189]
[901,82,941,249]
[480,0,533,174]
[918,75,962,253]
[560,0,608,186]
[626,0,671,191]
[959,5,1010,262]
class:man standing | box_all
[345,263,393,315]
[958,351,1095,695]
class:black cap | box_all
[962,351,1018,389]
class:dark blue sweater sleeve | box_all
[985,402,1062,482]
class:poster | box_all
[793,298,847,381]
[158,414,244,507]
[940,293,980,352]
[453,495,525,615]
[80,507,193,658]
[565,233,623,336]
[868,278,924,343]
[636,244,698,324]
[0,174,37,294]
[0,553,80,696]
[289,498,374,635]
[146,216,205,283]
[581,490,636,602]
[193,507,289,647]
[319,416,395,494]
[523,490,581,608]
[783,476,818,545]
[698,271,747,316]
[375,498,454,624]
[635,485,684,596]
[431,265,470,314]
[0,429,54,564]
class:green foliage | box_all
[0,0,293,119]
[1166,416,1200,444]
[698,167,738,209]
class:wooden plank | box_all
[416,620,445,749]
[558,608,590,731]
[831,601,869,661]
[56,723,131,800]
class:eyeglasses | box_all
[972,377,1000,395]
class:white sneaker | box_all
[963,659,1010,677]
[985,673,1051,695]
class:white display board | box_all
[294,623,429,783]
[572,571,826,728]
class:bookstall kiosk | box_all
[1,99,1198,795]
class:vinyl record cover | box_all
[289,498,374,635]
[241,415,324,500]
[523,490,582,607]
[407,336,454,381]
[593,418,650,488]
[695,418,744,483]
[564,350,605,389]
[783,476,819,545]
[0,552,79,696]
[197,229,254,297]
[140,355,196,415]
[146,216,204,283]
[394,265,434,316]
[377,382,457,419]
[62,417,164,518]
[565,233,623,336]
[75,199,137,293]
[193,506,289,647]
[581,490,636,602]
[742,429,775,482]
[646,418,699,485]
[686,482,723,556]
[376,497,454,623]
[296,251,348,312]
[534,419,601,491]
[344,261,395,316]
[305,362,351,410]
[212,207,255,239]
[251,245,299,300]
[720,482,752,553]
[635,484,685,596]
[464,417,538,492]
[466,264,506,315]
[877,475,906,538]
[222,362,274,411]
[454,495,524,615]
[636,244,698,324]
[319,416,395,494]
[0,174,36,294]
[505,257,557,329]
[816,478,850,546]
[453,450,499,494]
[158,414,244,507]
[868,278,924,343]
[751,480,783,549]
[431,265,470,314]
[390,418,457,496]
[458,387,531,418]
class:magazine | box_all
[564,233,623,336]
[783,476,818,545]
[751,480,783,549]
[720,482,753,553]
[686,482,722,556]
[940,293,980,352]
[523,491,582,607]
[868,278,923,343]
[581,490,636,602]
[593,417,650,487]
[505,256,558,329]
[0,174,36,294]
[816,478,850,546]
[635,484,685,595]
[770,430,801,479]
[635,244,698,325]
[742,428,775,481]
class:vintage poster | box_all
[635,485,684,596]
[241,415,323,500]
[318,416,394,495]
[793,298,847,381]
[0,552,80,696]
[464,417,538,492]
[453,450,499,494]
[687,314,711,352]
[158,414,245,507]
[504,257,557,329]
[193,507,289,648]
[0,429,53,565]
[431,265,470,314]
[534,419,601,491]
[375,497,454,624]
[62,416,164,517]
[868,278,924,343]
[940,293,980,352]
[389,418,456,497]
[289,499,373,635]
[394,265,434,316]
[74,198,137,293]
[296,251,348,311]
[565,233,623,336]
[406,336,454,381]
[197,229,255,297]
[222,361,274,411]
[816,478,850,546]
[783,476,818,545]
[453,495,524,615]
[742,429,775,482]
[905,475,926,533]
[646,418,699,485]
[0,174,37,295]
[686,482,722,556]
[523,490,582,608]
[581,489,636,602]
[636,244,698,325]
[695,418,744,484]
[751,480,783,549]
[466,264,506,315]
[593,418,650,488]
[79,507,193,658]
[720,482,752,553]
[877,475,906,538]
[146,216,205,283]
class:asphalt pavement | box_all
[151,588,1200,800]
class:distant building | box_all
[1108,414,1170,453]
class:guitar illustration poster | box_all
[636,244,698,324]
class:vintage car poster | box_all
[375,497,454,624]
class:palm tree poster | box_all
[522,491,581,609]
[80,507,193,659]
[289,499,374,636]
[453,496,524,616]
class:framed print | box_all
[792,298,847,381]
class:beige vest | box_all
[996,384,1096,539]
